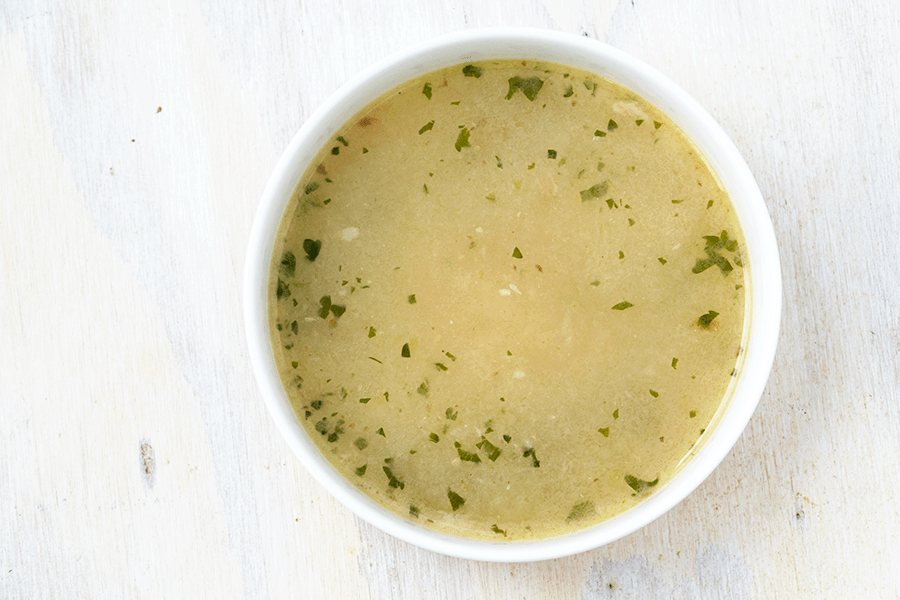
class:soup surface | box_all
[269,60,747,540]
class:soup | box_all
[269,60,747,540]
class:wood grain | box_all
[2,0,898,598]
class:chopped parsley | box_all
[368,326,377,338]
[418,120,434,135]
[512,247,523,259]
[566,500,595,522]
[429,433,440,443]
[672,357,679,369]
[359,397,371,404]
[649,389,659,398]
[598,427,610,437]
[409,505,420,518]
[445,351,457,361]
[302,238,322,262]
[502,434,511,443]
[563,85,574,97]
[454,127,471,152]
[354,437,368,450]
[448,489,465,511]
[304,182,319,195]
[416,381,429,396]
[611,301,634,310]
[547,149,557,159]
[690,410,697,418]
[505,76,544,101]
[654,121,662,129]
[383,466,404,489]
[624,474,659,494]
[462,64,483,78]
[693,231,738,275]
[445,407,458,420]
[593,129,607,137]
[455,442,481,463]
[422,82,432,99]
[698,310,719,329]
[607,119,618,131]
[435,362,448,371]
[658,257,667,265]
[579,181,609,202]
[376,428,385,437]
[279,251,296,276]
[355,464,367,476]
[491,524,507,536]
[635,119,644,126]
[613,408,619,420]
[401,343,411,358]
[475,437,501,461]
[522,447,540,467]
[276,279,290,299]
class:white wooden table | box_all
[2,1,898,598]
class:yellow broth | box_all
[269,60,747,540]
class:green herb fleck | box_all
[409,505,420,518]
[368,326,376,338]
[654,121,662,129]
[598,427,610,437]
[310,400,323,410]
[450,101,461,106]
[303,238,322,262]
[354,437,368,450]
[336,136,348,147]
[422,82,432,99]
[625,474,660,494]
[693,231,738,275]
[707,200,714,209]
[376,427,385,437]
[331,147,339,155]
[462,64,483,78]
[401,343,411,358]
[563,85,574,97]
[491,524,507,536]
[315,418,328,435]
[590,280,601,286]
[418,120,434,135]
[594,129,607,137]
[628,218,635,226]
[690,410,697,418]
[383,466,404,489]
[455,442,481,463]
[280,251,296,276]
[503,434,511,443]
[567,501,595,522]
[635,119,644,126]
[475,437,501,461]
[291,361,298,368]
[276,279,290,299]
[505,76,544,101]
[485,193,496,201]
[355,464,367,476]
[448,489,465,511]
[362,147,368,154]
[359,397,371,405]
[611,301,634,310]
[579,181,609,202]
[290,320,298,335]
[605,198,617,209]
[607,119,618,131]
[495,156,503,168]
[658,257,667,265]
[435,362,448,371]
[417,381,429,396]
[522,447,540,467]
[330,304,346,318]
[649,389,659,398]
[429,433,440,443]
[454,127,471,152]
[318,296,332,319]
[672,357,679,369]
[698,310,719,329]
[547,149,557,159]
[408,294,416,304]
[618,251,625,259]
[445,407,458,420]
[671,199,684,204]
[445,351,457,361]
[512,247,523,259]
[304,182,319,195]
[527,162,535,170]
[368,356,382,364]
[613,409,619,420]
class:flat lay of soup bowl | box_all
[244,28,781,562]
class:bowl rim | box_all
[244,27,782,562]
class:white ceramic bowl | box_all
[244,28,781,562]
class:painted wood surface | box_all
[2,1,898,598]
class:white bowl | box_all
[244,28,781,562]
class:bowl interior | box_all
[244,28,781,562]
